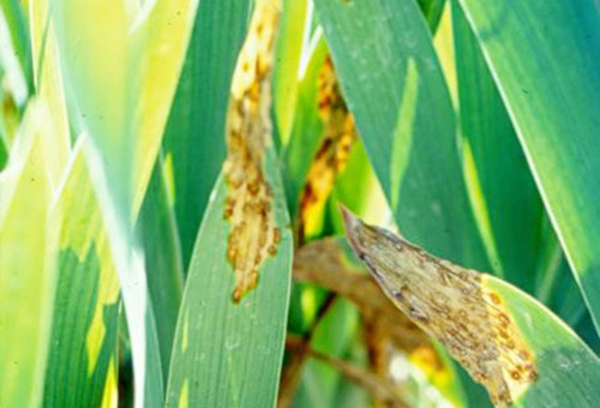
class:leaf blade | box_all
[456,0,600,336]
[342,208,600,407]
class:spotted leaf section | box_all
[341,207,537,407]
[296,56,356,244]
[223,0,282,302]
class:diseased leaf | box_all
[293,238,427,353]
[341,207,600,407]
[293,238,489,408]
[296,55,356,244]
[165,1,293,406]
[223,0,283,302]
[282,34,329,217]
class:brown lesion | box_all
[280,237,447,408]
[223,0,281,303]
[297,56,356,245]
[292,238,428,351]
[341,207,538,407]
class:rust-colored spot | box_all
[490,292,502,305]
[223,0,281,303]
[297,56,356,245]
[341,208,538,407]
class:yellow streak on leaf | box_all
[297,56,356,243]
[182,309,189,353]
[433,2,457,107]
[100,358,118,408]
[58,147,120,374]
[462,139,504,277]
[390,58,418,211]
[163,152,177,209]
[86,310,106,376]
[132,0,200,214]
[223,0,282,302]
[341,208,537,407]
[178,379,189,408]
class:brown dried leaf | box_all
[307,344,410,408]
[297,56,356,244]
[223,0,282,302]
[293,238,427,351]
[341,207,538,407]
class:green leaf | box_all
[313,1,497,404]
[314,0,487,276]
[455,0,600,335]
[0,102,57,408]
[44,250,119,407]
[329,140,390,232]
[291,298,360,408]
[451,2,551,295]
[162,0,251,268]
[50,0,201,215]
[43,144,121,408]
[282,33,328,216]
[0,136,7,169]
[273,0,309,144]
[0,0,32,102]
[491,277,600,407]
[417,0,447,33]
[50,2,199,405]
[137,155,185,380]
[165,169,293,407]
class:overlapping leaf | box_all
[455,0,600,336]
[162,0,251,267]
[343,210,600,408]
[0,101,57,408]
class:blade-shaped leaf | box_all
[49,2,199,405]
[455,0,600,336]
[0,0,32,103]
[342,208,600,407]
[165,170,292,407]
[166,1,293,406]
[282,33,328,217]
[43,143,120,408]
[29,0,70,190]
[273,0,309,144]
[162,0,251,268]
[451,2,550,294]
[0,101,57,408]
[314,0,487,270]
[136,155,185,379]
[418,0,447,33]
